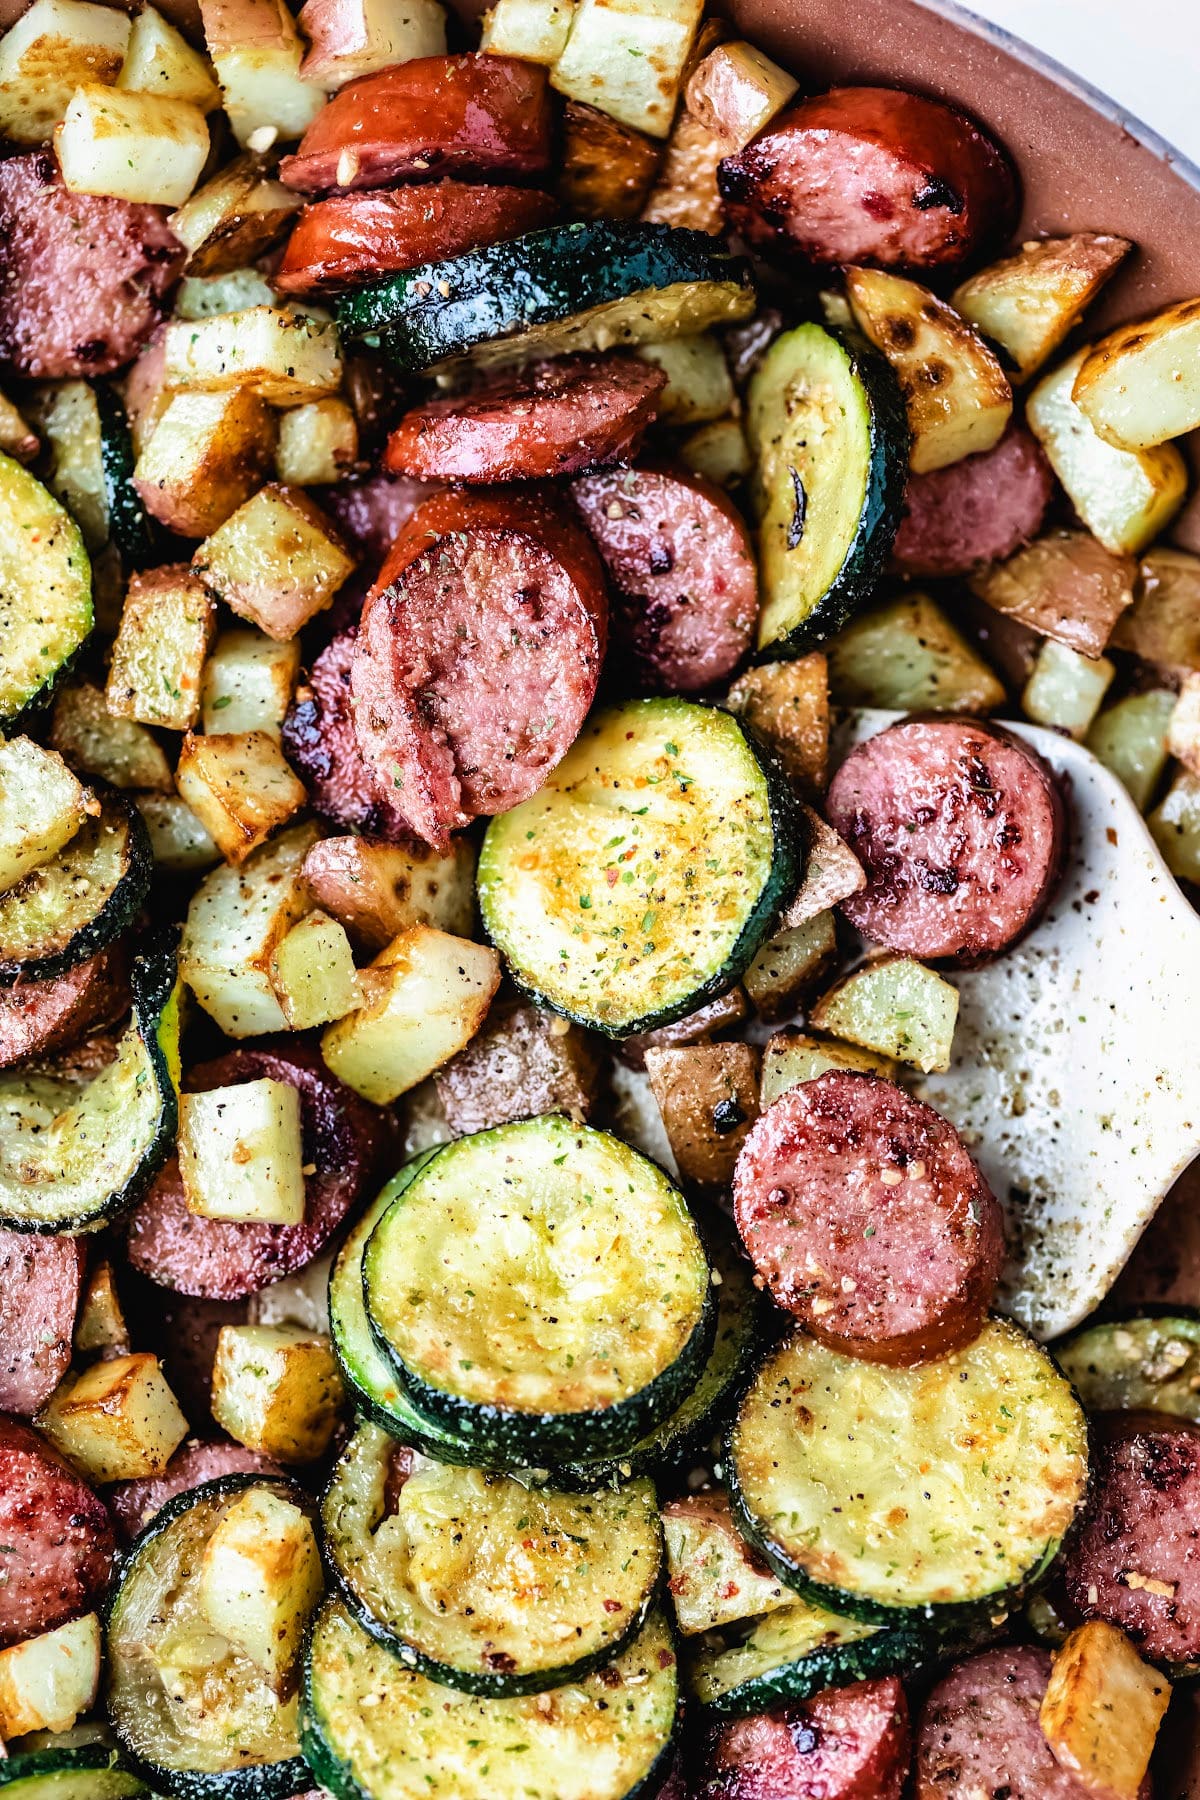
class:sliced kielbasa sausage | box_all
[384,356,666,484]
[825,718,1066,964]
[891,428,1056,577]
[127,1042,387,1299]
[700,1678,911,1800]
[275,181,558,295]
[572,464,758,693]
[717,88,1016,270]
[0,152,184,379]
[733,1071,1004,1364]
[0,1233,85,1417]
[109,1437,283,1543]
[317,472,437,567]
[283,629,413,839]
[280,54,554,193]
[0,1417,115,1646]
[0,941,130,1070]
[351,486,608,849]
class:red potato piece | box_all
[718,87,1015,270]
[891,428,1056,577]
[1061,1412,1200,1669]
[700,1678,910,1800]
[275,181,558,295]
[280,54,553,193]
[0,1417,115,1646]
[0,942,130,1070]
[0,152,183,379]
[283,628,412,840]
[351,486,608,849]
[572,464,759,693]
[0,1234,85,1417]
[108,1437,283,1543]
[826,717,1066,965]
[733,1071,1003,1363]
[127,1041,388,1299]
[385,356,666,484]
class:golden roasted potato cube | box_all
[135,793,221,874]
[810,955,959,1074]
[1040,1621,1170,1800]
[0,0,129,143]
[107,565,217,731]
[644,1041,760,1188]
[201,627,299,737]
[176,728,307,863]
[163,307,342,404]
[179,1077,306,1224]
[1168,674,1200,779]
[684,39,797,149]
[1086,689,1176,813]
[826,592,1006,715]
[557,98,661,221]
[636,334,732,425]
[193,483,355,641]
[969,530,1135,660]
[1114,549,1200,681]
[198,1485,323,1680]
[778,803,865,930]
[300,0,446,88]
[679,416,750,488]
[269,908,360,1028]
[1021,638,1115,740]
[0,1613,101,1739]
[760,1030,899,1108]
[118,3,222,109]
[275,397,359,486]
[640,107,723,232]
[134,387,276,539]
[56,84,210,208]
[1073,296,1200,450]
[38,1353,188,1480]
[201,0,325,145]
[51,679,174,791]
[551,0,702,138]
[0,388,38,464]
[728,653,828,795]
[662,1492,788,1636]
[212,1323,344,1462]
[0,737,87,896]
[181,821,319,1035]
[1148,771,1200,884]
[480,0,573,63]
[168,153,299,276]
[301,834,476,951]
[75,1258,131,1358]
[951,233,1131,381]
[742,913,838,1024]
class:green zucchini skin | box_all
[0,1742,150,1795]
[336,222,755,373]
[0,791,151,986]
[0,450,93,728]
[1054,1308,1200,1423]
[686,1600,937,1718]
[95,383,158,569]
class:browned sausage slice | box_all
[733,1071,1003,1364]
[127,1041,387,1299]
[700,1678,911,1800]
[891,428,1056,577]
[825,718,1066,964]
[282,629,412,839]
[572,464,758,693]
[0,152,183,378]
[0,1234,85,1418]
[0,1417,115,1646]
[0,942,130,1070]
[351,487,608,849]
[109,1437,283,1543]
[718,88,1015,270]
[317,472,437,566]
[384,356,666,484]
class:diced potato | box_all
[301,833,477,950]
[663,1492,788,1636]
[684,39,796,149]
[846,268,1012,473]
[269,908,360,1028]
[201,627,300,736]
[1168,674,1200,778]
[275,397,358,485]
[179,1078,306,1224]
[951,233,1131,381]
[57,85,210,207]
[557,97,661,221]
[742,913,838,1024]
[760,1030,898,1108]
[644,1041,759,1187]
[826,592,1005,715]
[201,0,325,144]
[0,389,38,464]
[176,728,307,863]
[1114,549,1200,680]
[1086,689,1175,811]
[107,565,217,732]
[778,803,865,930]
[163,307,342,404]
[0,1614,101,1740]
[481,0,573,62]
[810,955,959,1075]
[197,1486,322,1681]
[38,1354,188,1481]
[622,987,747,1071]
[728,654,828,796]
[1148,771,1200,884]
[135,793,221,873]
[51,680,173,792]
[193,483,355,640]
[134,387,276,539]
[1040,1621,1169,1800]
[551,0,703,137]
[636,334,733,425]
[123,329,173,459]
[75,1259,131,1358]
[118,4,221,108]
[0,0,129,143]
[24,379,108,551]
[321,925,501,1104]
[248,1250,333,1333]
[181,820,319,1034]
[1022,638,1115,739]
[969,530,1135,660]
[435,998,599,1136]
[211,1323,344,1462]
[1026,349,1186,557]
[0,737,87,895]
[176,267,282,320]
[679,416,750,488]
[640,106,723,232]
[1073,297,1200,450]
[168,154,300,276]
[300,0,445,87]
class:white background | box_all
[967,0,1200,166]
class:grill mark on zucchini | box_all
[0,791,150,986]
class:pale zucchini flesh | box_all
[0,794,149,985]
[1055,1312,1200,1423]
[686,1597,933,1716]
[0,452,93,725]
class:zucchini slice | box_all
[0,931,179,1232]
[322,1422,663,1695]
[0,1728,149,1796]
[0,450,92,725]
[303,1599,680,1800]
[1055,1311,1200,1423]
[337,222,755,374]
[0,792,150,986]
[95,383,158,568]
[478,699,800,1038]
[747,323,908,658]
[728,1320,1089,1626]
[107,1475,314,1800]
[686,1598,933,1717]
[363,1115,714,1466]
